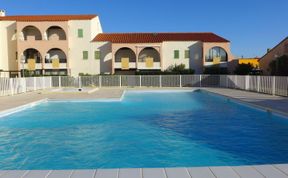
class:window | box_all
[174,50,179,59]
[185,50,190,59]
[83,51,88,60]
[205,47,228,62]
[94,50,101,60]
[78,29,83,38]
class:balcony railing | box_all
[114,62,161,70]
[114,62,136,69]
[44,63,68,69]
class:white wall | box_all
[162,41,203,73]
[91,42,112,74]
[0,21,18,72]
[68,17,103,76]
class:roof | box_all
[260,37,288,60]
[0,15,97,21]
[92,33,230,43]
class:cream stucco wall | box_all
[68,17,103,76]
[91,42,112,74]
[162,41,203,73]
[0,21,18,72]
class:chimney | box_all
[267,48,271,53]
[0,10,6,17]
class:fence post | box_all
[235,76,238,89]
[139,75,142,88]
[58,76,61,88]
[272,76,276,96]
[180,75,182,88]
[33,77,37,91]
[119,75,122,88]
[50,77,52,88]
[79,76,82,88]
[42,76,45,89]
[199,75,202,87]
[257,76,260,92]
[9,78,14,96]
[159,75,162,88]
[99,75,102,88]
[245,75,250,91]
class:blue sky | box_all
[1,0,287,57]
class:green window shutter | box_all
[174,50,179,59]
[83,51,88,60]
[185,50,190,59]
[78,29,83,38]
[94,50,101,60]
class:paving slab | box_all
[71,170,96,178]
[232,166,264,178]
[118,169,141,178]
[254,165,288,178]
[23,170,51,178]
[46,170,73,178]
[142,168,166,178]
[0,170,28,178]
[274,164,288,176]
[165,168,190,178]
[95,169,118,178]
[0,171,7,177]
[210,166,240,178]
[187,167,215,178]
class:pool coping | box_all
[1,164,288,178]
[0,99,48,118]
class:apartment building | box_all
[0,10,234,77]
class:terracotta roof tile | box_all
[0,15,97,21]
[93,33,230,43]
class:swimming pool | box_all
[0,90,288,170]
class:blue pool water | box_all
[0,90,288,170]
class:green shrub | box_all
[234,63,254,75]
[204,66,229,74]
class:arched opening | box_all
[22,26,42,40]
[46,26,66,40]
[115,47,136,62]
[46,48,67,63]
[23,48,42,63]
[138,47,160,62]
[115,47,136,70]
[205,47,228,63]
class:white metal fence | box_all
[0,75,287,97]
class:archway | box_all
[115,47,136,70]
[22,26,42,40]
[205,47,228,63]
[23,48,42,63]
[46,26,66,40]
[46,48,67,63]
[138,47,160,62]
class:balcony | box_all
[138,62,161,70]
[114,62,161,70]
[23,63,42,70]
[44,63,68,69]
[114,62,136,69]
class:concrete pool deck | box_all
[0,87,288,178]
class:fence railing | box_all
[0,75,287,97]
